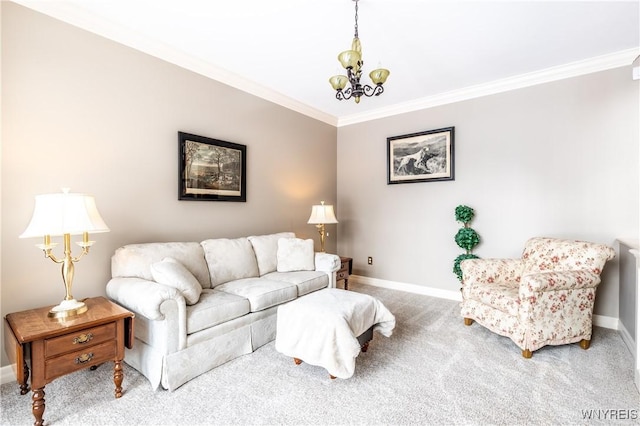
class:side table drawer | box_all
[340,260,350,271]
[337,270,349,281]
[45,322,116,358]
[45,340,117,381]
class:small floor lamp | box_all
[20,189,110,318]
[307,201,338,252]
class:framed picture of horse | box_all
[387,127,454,184]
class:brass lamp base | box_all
[48,299,88,319]
[316,224,327,252]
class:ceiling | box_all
[13,1,640,127]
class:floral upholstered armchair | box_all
[460,237,615,358]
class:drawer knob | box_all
[75,353,94,364]
[73,333,94,345]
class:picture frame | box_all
[387,127,455,184]
[179,132,247,202]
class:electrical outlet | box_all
[367,256,373,265]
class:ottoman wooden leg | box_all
[329,374,336,379]
[293,358,302,365]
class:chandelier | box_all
[329,0,390,103]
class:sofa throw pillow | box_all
[201,237,260,287]
[150,257,202,305]
[248,232,296,276]
[277,238,315,272]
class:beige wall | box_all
[2,2,638,371]
[337,67,639,318]
[1,3,337,365]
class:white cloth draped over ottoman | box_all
[275,288,396,379]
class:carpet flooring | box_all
[1,282,638,425]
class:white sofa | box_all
[106,232,340,391]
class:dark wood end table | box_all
[337,256,353,290]
[3,297,134,426]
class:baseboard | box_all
[619,321,637,357]
[0,277,621,386]
[593,314,618,330]
[351,275,618,330]
[1,365,16,386]
[617,323,639,393]
[351,274,462,302]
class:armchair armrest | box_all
[461,258,524,286]
[314,252,341,273]
[521,270,601,293]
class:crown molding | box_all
[337,48,640,127]
[12,2,637,129]
[12,0,340,127]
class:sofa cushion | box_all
[263,270,329,296]
[277,238,315,272]
[150,257,202,305]
[201,238,260,287]
[247,232,296,276]
[186,289,251,334]
[215,278,297,312]
[111,242,211,288]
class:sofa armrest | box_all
[106,277,188,352]
[314,252,340,288]
[461,258,524,286]
[314,252,341,273]
[521,270,601,293]
[106,277,185,320]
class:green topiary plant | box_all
[453,253,479,281]
[453,205,480,282]
[455,205,475,224]
[455,227,480,251]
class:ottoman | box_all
[275,288,396,379]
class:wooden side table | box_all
[3,297,134,426]
[337,256,353,290]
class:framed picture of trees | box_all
[179,132,246,202]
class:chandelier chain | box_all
[354,0,359,39]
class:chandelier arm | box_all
[362,84,384,98]
[337,87,354,100]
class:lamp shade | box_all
[338,50,361,70]
[329,75,349,91]
[20,190,110,238]
[307,202,338,225]
[369,68,390,85]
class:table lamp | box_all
[307,201,338,252]
[20,188,110,318]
